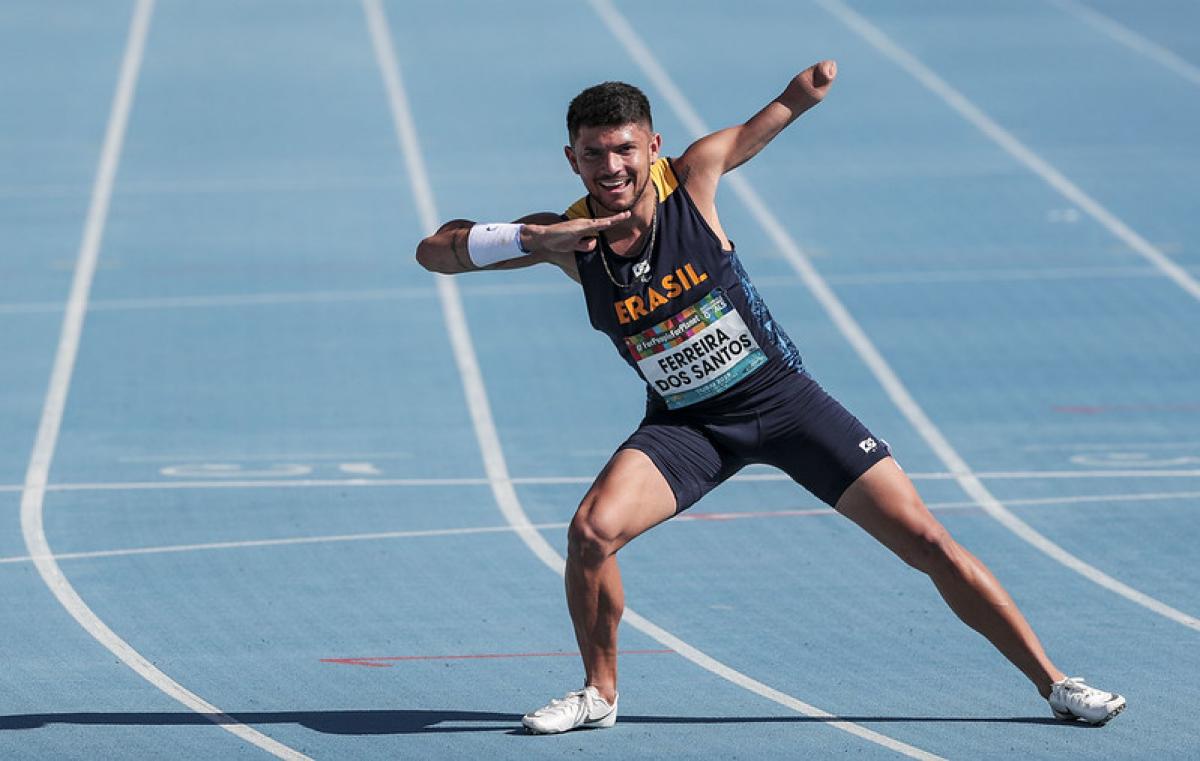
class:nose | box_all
[603,152,623,175]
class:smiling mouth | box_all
[597,177,632,191]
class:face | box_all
[565,122,661,215]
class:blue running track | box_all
[3,1,1198,758]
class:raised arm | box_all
[415,211,632,281]
[673,60,837,224]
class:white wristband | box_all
[467,223,528,267]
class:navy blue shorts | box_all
[619,367,890,511]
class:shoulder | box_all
[651,158,681,201]
[564,196,591,221]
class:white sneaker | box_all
[1048,676,1126,725]
[521,686,618,734]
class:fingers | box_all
[523,210,635,254]
[812,59,837,88]
[583,210,631,231]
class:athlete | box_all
[415,60,1125,734]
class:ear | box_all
[648,132,662,162]
[564,145,580,175]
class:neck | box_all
[592,181,657,257]
[630,183,657,229]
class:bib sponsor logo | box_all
[625,289,766,409]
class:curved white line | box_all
[807,0,1200,630]
[17,2,309,757]
[588,0,1199,632]
[1048,0,1200,86]
[815,0,1200,302]
[364,1,942,757]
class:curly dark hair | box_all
[566,81,653,144]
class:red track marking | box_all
[321,648,674,668]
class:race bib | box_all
[625,289,766,409]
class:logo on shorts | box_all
[859,437,878,454]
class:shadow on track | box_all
[0,710,1081,734]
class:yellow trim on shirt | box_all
[650,157,678,202]
[565,195,590,221]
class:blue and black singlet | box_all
[568,158,803,412]
[565,157,890,510]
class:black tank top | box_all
[568,158,804,413]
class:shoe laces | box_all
[1056,676,1102,705]
[532,689,589,718]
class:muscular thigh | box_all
[834,457,948,569]
[618,412,745,513]
[576,449,678,551]
[755,373,891,507]
[573,411,747,556]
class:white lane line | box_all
[0,282,569,316]
[117,450,416,463]
[0,287,434,315]
[364,2,941,758]
[816,0,1200,303]
[1048,0,1200,86]
[19,477,494,493]
[12,265,1198,317]
[729,468,1200,482]
[3,489,1195,567]
[684,489,1200,521]
[1026,440,1200,452]
[0,523,565,566]
[80,287,436,311]
[816,265,1181,287]
[0,174,406,201]
[16,2,309,758]
[1,468,1199,496]
[590,0,1200,635]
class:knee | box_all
[900,524,964,577]
[568,503,622,566]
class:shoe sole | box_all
[522,709,618,735]
[1094,701,1126,726]
[1052,700,1126,726]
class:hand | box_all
[812,59,837,89]
[522,211,632,253]
[800,59,838,101]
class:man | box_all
[416,60,1125,734]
